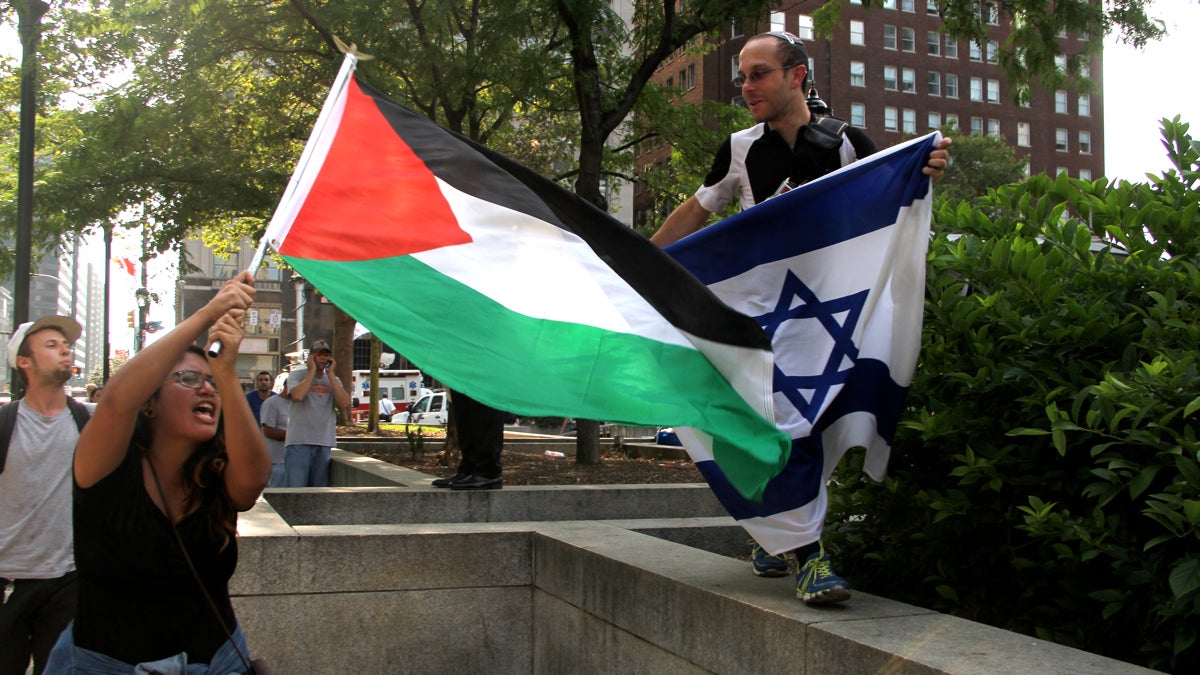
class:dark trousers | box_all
[0,572,78,675]
[450,389,506,479]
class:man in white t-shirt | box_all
[259,379,290,488]
[377,392,396,422]
[0,316,93,675]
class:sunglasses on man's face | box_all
[165,370,218,390]
[732,65,796,88]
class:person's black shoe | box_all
[431,472,469,488]
[449,474,502,490]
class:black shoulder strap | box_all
[0,401,18,474]
[0,398,91,474]
[66,397,91,432]
[803,116,849,151]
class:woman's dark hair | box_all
[133,345,237,550]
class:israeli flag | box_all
[666,132,940,555]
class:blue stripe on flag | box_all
[670,134,936,285]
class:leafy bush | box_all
[826,117,1200,673]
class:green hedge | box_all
[827,117,1200,673]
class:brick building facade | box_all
[635,2,1103,226]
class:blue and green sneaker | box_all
[795,544,851,604]
[750,540,789,577]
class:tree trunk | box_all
[333,305,356,426]
[574,418,601,465]
[367,336,381,432]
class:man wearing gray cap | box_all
[284,339,350,487]
[0,316,93,675]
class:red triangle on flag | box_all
[277,79,471,262]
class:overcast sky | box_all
[1102,0,1200,181]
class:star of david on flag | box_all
[666,132,940,555]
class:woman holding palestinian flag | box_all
[47,271,271,674]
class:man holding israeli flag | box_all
[653,30,950,604]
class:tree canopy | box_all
[0,0,1171,266]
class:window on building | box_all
[850,102,867,127]
[731,20,744,38]
[1056,128,1068,151]
[901,27,915,52]
[1056,166,1069,176]
[797,15,815,40]
[987,41,998,64]
[901,0,915,12]
[678,69,686,89]
[884,65,898,90]
[1055,54,1067,72]
[1080,62,1090,78]
[945,36,958,58]
[927,70,941,96]
[771,11,785,33]
[969,42,982,62]
[901,67,916,92]
[1079,130,1092,154]
[987,79,999,103]
[665,76,673,89]
[1079,168,1092,180]
[732,54,740,77]
[882,0,896,8]
[884,107,899,131]
[970,117,984,135]
[850,61,866,87]
[1017,122,1031,146]
[987,118,1000,137]
[1054,90,1068,114]
[902,108,916,134]
[945,73,959,98]
[884,25,897,50]
[927,0,939,14]
[928,111,941,129]
[984,2,999,24]
[851,20,865,46]
[970,77,983,101]
[1078,94,1091,117]
[927,30,941,55]
[945,113,959,130]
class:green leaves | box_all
[827,118,1200,672]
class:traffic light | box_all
[127,310,135,328]
[72,366,82,381]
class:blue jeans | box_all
[266,462,286,488]
[283,445,330,487]
[44,621,252,674]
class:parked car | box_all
[393,390,448,426]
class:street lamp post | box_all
[290,273,307,355]
[134,287,150,352]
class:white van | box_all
[393,390,447,426]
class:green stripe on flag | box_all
[285,253,789,499]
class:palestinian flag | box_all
[262,54,789,500]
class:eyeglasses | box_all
[166,370,218,390]
[732,65,795,88]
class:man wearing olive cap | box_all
[0,316,94,675]
[283,339,350,487]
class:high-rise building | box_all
[1,237,103,394]
[635,3,1102,225]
